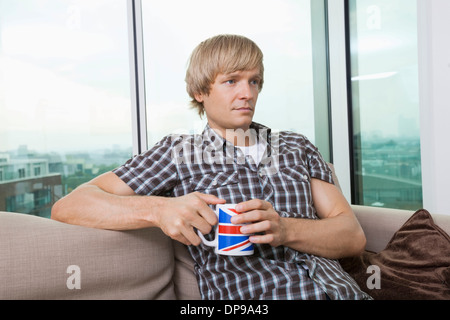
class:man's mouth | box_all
[234,106,253,112]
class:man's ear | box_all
[194,93,205,103]
[194,93,204,103]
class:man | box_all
[52,34,371,300]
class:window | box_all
[1,0,425,219]
[0,0,133,218]
[18,169,25,179]
[347,0,422,209]
[140,0,332,160]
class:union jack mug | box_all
[197,204,254,256]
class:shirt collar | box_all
[201,122,273,163]
[201,122,272,147]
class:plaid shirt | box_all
[113,122,371,300]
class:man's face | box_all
[195,68,262,139]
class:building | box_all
[0,153,62,218]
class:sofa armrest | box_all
[352,205,450,253]
[351,205,414,253]
[0,211,176,300]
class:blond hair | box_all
[185,34,264,117]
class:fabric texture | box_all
[340,209,450,300]
[173,240,202,299]
[0,211,175,300]
[114,122,371,300]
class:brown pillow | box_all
[340,209,450,300]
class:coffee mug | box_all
[197,204,254,256]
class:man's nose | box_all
[238,82,254,100]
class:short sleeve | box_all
[304,138,334,185]
[113,135,178,196]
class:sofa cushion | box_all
[340,209,450,300]
[0,211,176,300]
[172,241,201,299]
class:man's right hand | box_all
[154,192,226,246]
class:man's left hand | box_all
[230,199,287,247]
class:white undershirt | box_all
[236,140,266,165]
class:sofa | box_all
[1,204,449,300]
[2,161,450,300]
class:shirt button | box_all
[211,180,218,186]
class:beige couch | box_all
[1,205,449,300]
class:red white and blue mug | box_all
[197,204,254,256]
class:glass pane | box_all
[0,0,132,218]
[348,0,422,209]
[141,0,330,158]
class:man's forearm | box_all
[281,213,366,259]
[51,184,161,230]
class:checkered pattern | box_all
[113,123,371,300]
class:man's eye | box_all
[225,80,235,84]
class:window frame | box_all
[327,0,353,201]
[130,0,334,161]
[126,0,347,192]
[127,0,148,155]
